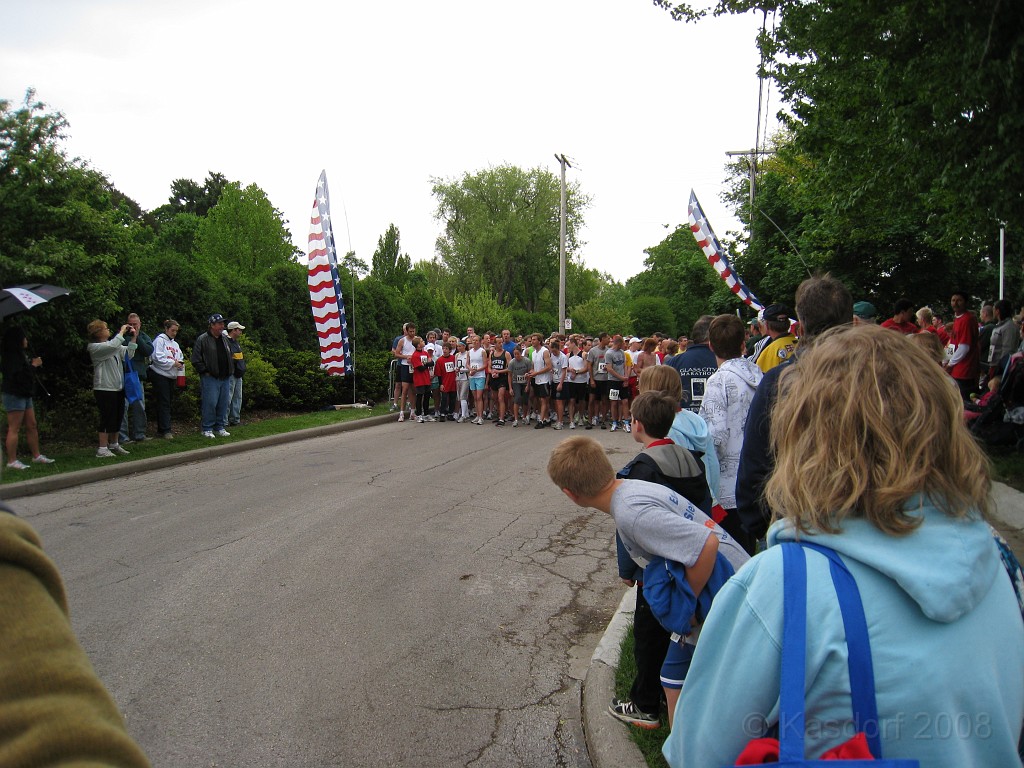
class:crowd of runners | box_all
[389,326,660,430]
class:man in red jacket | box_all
[943,290,980,401]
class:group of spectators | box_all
[541,276,1024,766]
[0,311,249,470]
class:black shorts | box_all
[570,382,589,403]
[592,379,611,400]
[398,364,413,384]
[531,381,551,398]
[552,382,570,401]
[488,375,508,391]
[608,380,629,401]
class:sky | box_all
[1,0,778,284]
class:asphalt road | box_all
[16,418,632,768]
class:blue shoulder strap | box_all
[779,543,808,761]
[801,542,883,758]
[779,542,886,761]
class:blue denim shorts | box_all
[2,392,32,412]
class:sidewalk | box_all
[582,480,1024,768]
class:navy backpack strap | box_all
[801,542,884,759]
[778,543,808,761]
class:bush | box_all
[261,348,349,410]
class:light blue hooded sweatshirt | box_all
[670,409,720,506]
[663,500,1024,767]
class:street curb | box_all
[584,589,648,768]
[0,412,395,500]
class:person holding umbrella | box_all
[1,327,55,470]
[86,320,136,458]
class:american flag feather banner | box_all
[307,171,352,376]
[687,190,763,312]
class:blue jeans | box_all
[200,375,231,432]
[119,394,147,441]
[227,376,243,425]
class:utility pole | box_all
[725,148,775,238]
[555,153,571,333]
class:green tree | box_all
[0,90,142,363]
[630,296,677,338]
[432,165,590,312]
[370,223,412,289]
[151,171,229,222]
[655,0,1023,279]
[195,182,299,277]
[628,224,742,333]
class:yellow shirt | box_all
[757,334,798,373]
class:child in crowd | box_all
[435,342,458,422]
[607,391,719,730]
[548,436,748,729]
[638,365,721,514]
[409,337,433,423]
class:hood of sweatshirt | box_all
[718,357,763,390]
[643,442,704,480]
[768,498,1000,624]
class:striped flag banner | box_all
[307,171,352,376]
[687,190,763,312]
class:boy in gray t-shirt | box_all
[547,435,748,729]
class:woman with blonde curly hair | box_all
[663,324,1023,767]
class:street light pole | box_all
[555,153,571,333]
[999,222,1007,300]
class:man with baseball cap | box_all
[190,313,235,438]
[754,304,796,373]
[226,321,247,426]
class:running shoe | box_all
[497,419,505,426]
[610,421,618,432]
[607,698,659,730]
[6,459,29,470]
[512,419,519,427]
[109,444,131,455]
[553,422,562,430]
[623,421,632,433]
[32,454,56,464]
[398,411,406,422]
[95,447,116,458]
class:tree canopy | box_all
[432,165,590,312]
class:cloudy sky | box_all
[2,0,778,283]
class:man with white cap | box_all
[226,321,247,426]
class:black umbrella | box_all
[0,284,70,320]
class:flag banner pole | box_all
[688,190,764,312]
[307,171,353,378]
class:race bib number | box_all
[608,387,620,401]
[514,375,527,384]
[597,362,607,374]
[444,361,456,373]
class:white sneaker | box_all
[398,412,405,422]
[417,416,425,423]
[109,444,130,455]
[215,429,231,437]
[32,454,55,464]
[6,459,29,470]
[610,422,618,432]
[202,431,215,438]
[96,447,116,458]
[569,421,576,429]
[474,417,483,425]
[512,419,519,427]
[553,422,563,430]
[623,422,632,433]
